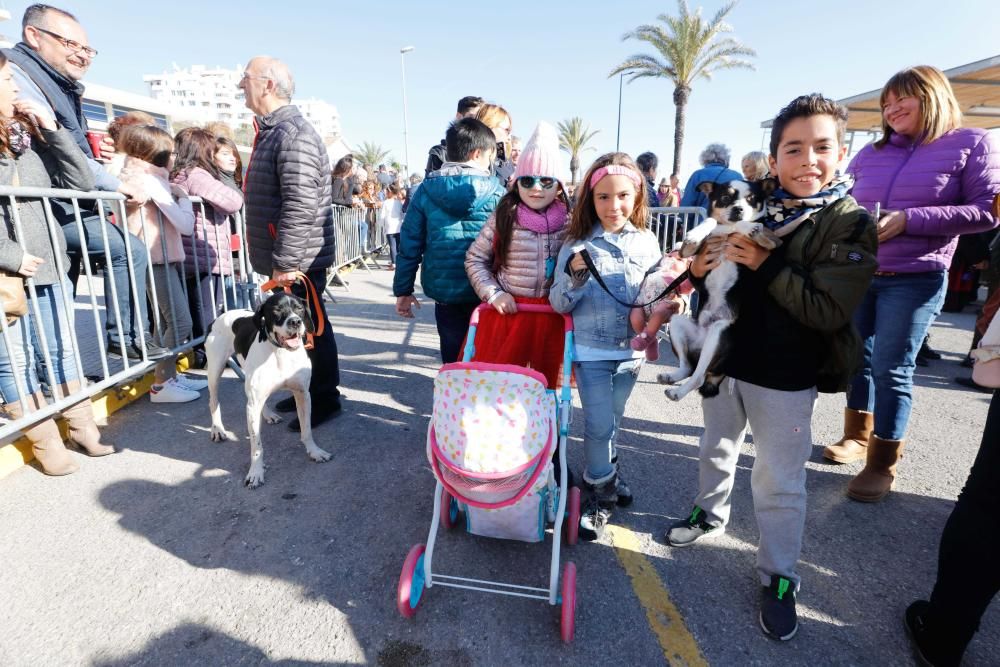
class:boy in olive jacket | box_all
[663,94,878,641]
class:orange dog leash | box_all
[259,272,325,349]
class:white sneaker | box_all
[150,378,201,403]
[174,374,208,392]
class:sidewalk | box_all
[0,264,996,666]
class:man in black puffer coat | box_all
[240,56,341,429]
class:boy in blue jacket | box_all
[393,118,506,363]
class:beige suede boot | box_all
[846,435,905,503]
[6,395,78,476]
[61,401,116,456]
[59,382,116,457]
[823,408,874,464]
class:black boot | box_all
[579,476,617,541]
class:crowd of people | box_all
[391,72,999,656]
[0,3,998,663]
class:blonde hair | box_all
[474,103,511,131]
[741,151,769,181]
[875,65,962,148]
[566,152,648,241]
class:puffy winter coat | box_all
[244,105,334,275]
[172,167,244,276]
[393,164,505,304]
[465,212,567,302]
[847,128,1000,273]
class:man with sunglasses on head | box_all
[424,95,484,178]
[3,4,169,361]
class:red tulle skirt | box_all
[466,296,570,389]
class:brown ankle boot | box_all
[28,419,80,475]
[61,400,116,457]
[7,392,79,475]
[847,435,905,502]
[823,408,874,464]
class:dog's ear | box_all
[758,177,778,199]
[698,181,716,196]
[302,307,316,335]
[252,309,267,343]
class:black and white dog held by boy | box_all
[658,179,778,400]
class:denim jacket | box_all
[549,222,662,349]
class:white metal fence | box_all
[648,206,707,253]
[0,186,380,444]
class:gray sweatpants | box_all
[694,378,816,588]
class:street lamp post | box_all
[400,46,415,177]
[616,71,632,152]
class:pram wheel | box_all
[560,561,577,643]
[441,489,462,530]
[564,486,581,546]
[397,544,427,618]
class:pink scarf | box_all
[516,200,568,235]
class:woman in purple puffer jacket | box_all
[824,65,1000,502]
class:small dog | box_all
[658,179,779,400]
[205,292,331,488]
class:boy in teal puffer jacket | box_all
[393,117,506,363]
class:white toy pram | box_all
[397,303,582,642]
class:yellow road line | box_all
[606,525,708,667]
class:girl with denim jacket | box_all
[550,153,682,541]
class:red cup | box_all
[85,130,108,158]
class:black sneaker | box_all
[759,576,798,641]
[578,497,612,542]
[107,338,170,361]
[904,600,962,667]
[665,506,724,547]
[610,455,633,507]
[288,399,343,431]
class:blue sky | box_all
[14,1,1000,181]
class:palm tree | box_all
[355,142,392,172]
[610,0,755,175]
[557,118,600,185]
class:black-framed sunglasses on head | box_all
[33,26,98,57]
[517,176,557,190]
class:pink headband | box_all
[589,165,642,190]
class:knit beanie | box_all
[514,121,564,184]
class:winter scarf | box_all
[764,174,853,237]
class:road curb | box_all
[0,355,193,480]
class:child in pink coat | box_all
[118,124,199,403]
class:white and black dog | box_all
[205,292,332,488]
[658,179,779,400]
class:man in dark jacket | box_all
[424,95,483,177]
[4,3,166,361]
[240,55,342,429]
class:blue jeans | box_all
[573,358,642,483]
[62,212,150,345]
[0,280,80,400]
[847,271,946,440]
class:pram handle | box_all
[471,302,573,333]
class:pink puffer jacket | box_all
[846,128,1000,273]
[171,167,244,276]
[465,213,567,302]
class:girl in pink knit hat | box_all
[465,121,572,388]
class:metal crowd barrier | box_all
[0,186,260,443]
[648,206,707,253]
[0,184,382,445]
[328,205,388,291]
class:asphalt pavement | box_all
[0,261,996,666]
